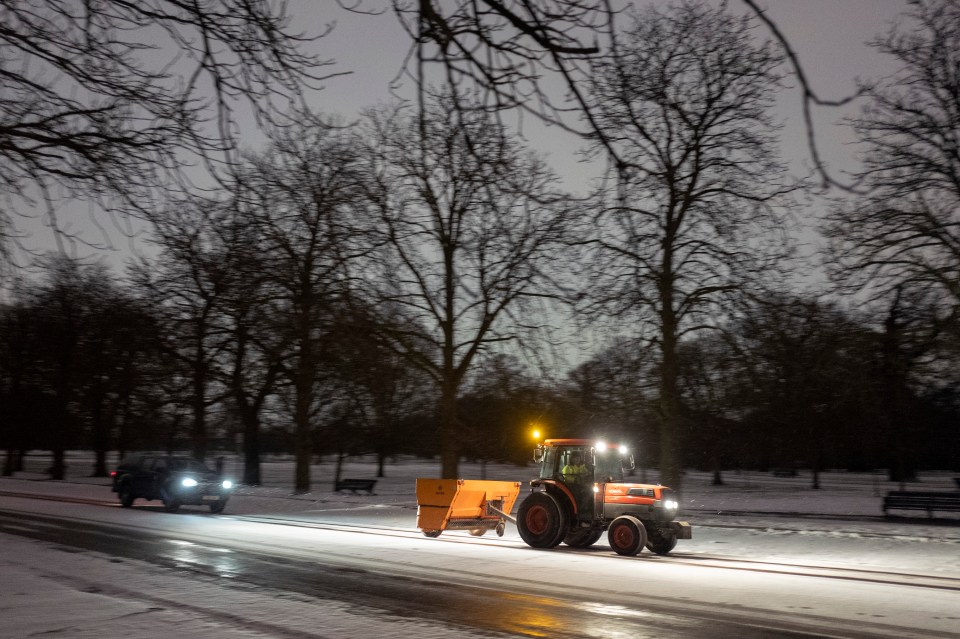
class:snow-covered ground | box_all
[2,453,959,638]
[9,451,960,533]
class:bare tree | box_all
[211,215,287,486]
[0,0,336,262]
[130,202,234,462]
[5,256,120,478]
[733,296,883,487]
[353,0,858,188]
[330,301,434,478]
[676,334,742,486]
[235,119,373,493]
[566,337,657,478]
[581,2,797,491]
[389,1,615,144]
[824,0,960,325]
[364,98,572,478]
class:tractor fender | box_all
[541,480,579,517]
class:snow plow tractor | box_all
[415,439,691,556]
[519,438,691,555]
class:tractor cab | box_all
[534,439,634,523]
[535,439,633,487]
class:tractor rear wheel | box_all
[517,492,568,548]
[564,527,603,548]
[608,515,647,556]
[646,528,678,555]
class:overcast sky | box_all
[316,0,911,183]
[17,0,912,268]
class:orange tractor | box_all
[416,438,691,556]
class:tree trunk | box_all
[659,312,683,492]
[50,447,66,480]
[711,455,724,486]
[293,346,314,493]
[294,386,312,493]
[90,396,110,477]
[242,410,262,486]
[334,451,345,488]
[192,354,207,461]
[439,375,459,479]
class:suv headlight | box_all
[221,480,233,490]
[181,478,198,488]
[664,499,678,511]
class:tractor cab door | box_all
[558,447,593,485]
[557,446,596,521]
[537,445,559,480]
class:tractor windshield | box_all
[594,450,625,483]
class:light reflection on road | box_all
[166,538,239,578]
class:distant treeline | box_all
[2,259,957,484]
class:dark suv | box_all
[111,454,233,513]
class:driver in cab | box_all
[561,451,589,484]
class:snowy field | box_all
[10,449,960,526]
[2,452,960,638]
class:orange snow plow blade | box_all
[415,478,522,538]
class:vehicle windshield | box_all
[594,450,625,483]
[168,458,210,473]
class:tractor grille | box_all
[627,488,655,497]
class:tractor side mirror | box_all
[621,454,636,471]
[533,445,544,463]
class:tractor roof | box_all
[543,439,593,446]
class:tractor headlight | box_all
[221,480,233,490]
[664,499,678,511]
[181,477,198,488]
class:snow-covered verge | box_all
[0,533,514,639]
[7,452,960,536]
[3,454,960,638]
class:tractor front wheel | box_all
[608,515,647,556]
[517,492,568,548]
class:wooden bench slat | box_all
[883,490,960,517]
[335,478,378,494]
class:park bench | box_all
[335,478,378,495]
[883,490,960,518]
